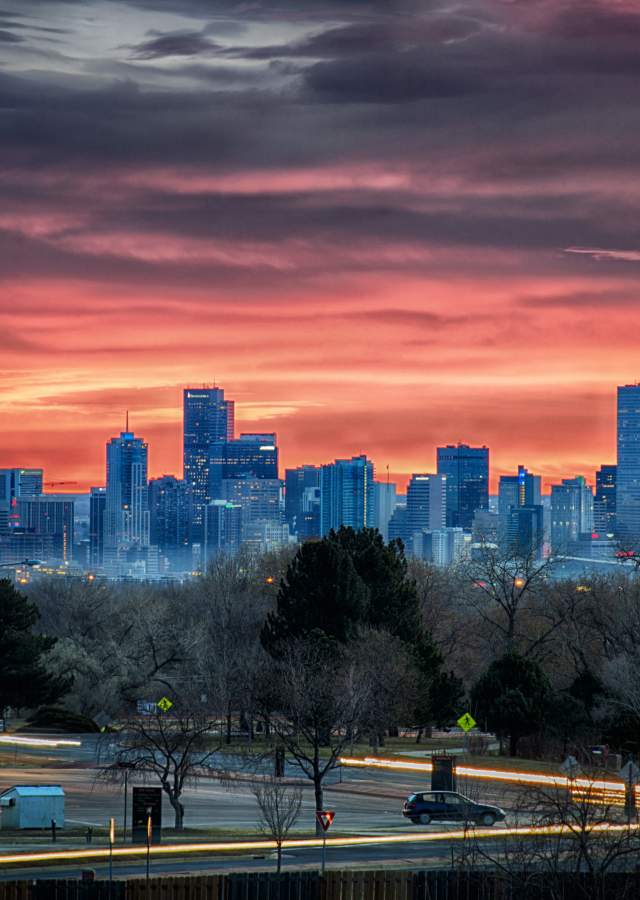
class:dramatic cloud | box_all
[0,0,638,490]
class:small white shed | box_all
[0,785,65,829]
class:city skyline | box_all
[0,381,628,495]
[2,1,640,493]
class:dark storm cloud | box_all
[0,28,21,41]
[128,30,221,59]
[303,52,479,102]
[4,0,640,283]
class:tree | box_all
[265,635,369,835]
[461,544,557,656]
[0,579,70,715]
[106,706,220,829]
[262,527,420,650]
[252,777,302,872]
[471,652,552,756]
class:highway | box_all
[0,734,607,881]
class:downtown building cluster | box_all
[0,384,639,580]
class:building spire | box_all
[125,409,129,432]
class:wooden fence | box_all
[1,869,640,900]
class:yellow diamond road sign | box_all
[457,712,476,733]
[157,696,173,713]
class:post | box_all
[321,833,326,875]
[109,817,115,893]
[123,768,128,841]
[146,812,152,883]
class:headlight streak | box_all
[339,756,634,798]
[1,822,639,868]
[0,736,82,749]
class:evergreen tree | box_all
[262,527,420,650]
[0,579,70,715]
[471,652,551,756]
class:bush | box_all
[25,706,100,733]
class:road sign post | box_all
[457,712,476,757]
[315,810,334,874]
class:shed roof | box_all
[0,785,64,798]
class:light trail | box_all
[0,822,639,868]
[339,756,633,797]
[0,736,82,749]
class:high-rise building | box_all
[617,384,640,540]
[209,434,278,500]
[371,481,398,542]
[0,468,44,533]
[405,474,447,553]
[204,500,243,562]
[594,464,616,536]
[220,476,281,531]
[437,444,489,529]
[550,477,594,554]
[498,465,542,553]
[508,505,544,557]
[285,466,320,537]
[149,476,190,571]
[320,455,374,535]
[104,430,150,554]
[15,497,74,562]
[89,486,106,569]
[183,387,234,544]
[417,527,467,567]
[388,501,408,545]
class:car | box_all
[402,790,505,826]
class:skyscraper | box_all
[406,474,447,543]
[371,481,398,542]
[594,464,616,536]
[89,486,106,569]
[149,476,190,571]
[285,466,320,537]
[0,468,43,533]
[209,433,278,500]
[616,385,640,539]
[104,429,150,552]
[550,476,594,553]
[320,455,374,535]
[498,465,542,553]
[183,387,234,545]
[437,444,489,529]
[15,497,74,562]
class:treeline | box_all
[4,526,640,765]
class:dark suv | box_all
[402,790,505,826]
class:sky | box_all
[1,0,640,492]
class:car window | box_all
[443,795,461,805]
[408,794,419,802]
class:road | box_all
[0,838,501,881]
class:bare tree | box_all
[461,543,559,656]
[456,764,640,900]
[105,706,221,830]
[252,777,303,872]
[266,637,369,835]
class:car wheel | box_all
[410,818,420,825]
[419,813,432,825]
[481,813,496,826]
